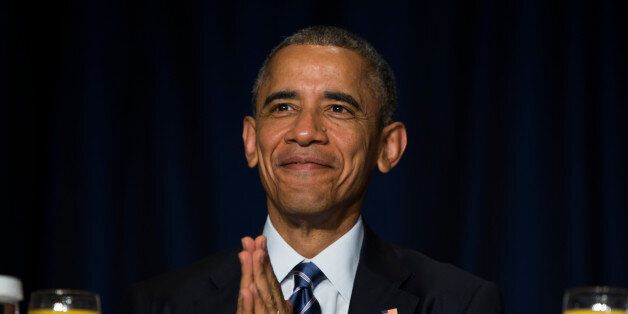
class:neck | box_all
[267,203,361,259]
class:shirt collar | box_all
[263,215,364,302]
[263,217,304,286]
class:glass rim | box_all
[565,286,628,295]
[30,289,99,297]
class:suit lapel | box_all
[349,226,420,314]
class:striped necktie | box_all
[288,261,325,314]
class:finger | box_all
[255,235,281,312]
[260,250,286,312]
[239,251,253,292]
[255,235,287,311]
[249,282,265,314]
[252,249,279,312]
[237,290,243,314]
[254,235,266,251]
[242,236,255,253]
[237,288,254,314]
[240,237,256,292]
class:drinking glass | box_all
[28,289,100,314]
[563,286,628,314]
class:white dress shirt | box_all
[263,216,364,314]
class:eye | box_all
[272,103,294,112]
[330,104,349,113]
[325,103,357,120]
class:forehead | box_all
[259,44,372,100]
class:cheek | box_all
[255,127,285,194]
[256,124,285,158]
[337,123,373,161]
[255,123,294,184]
[333,131,372,180]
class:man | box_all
[124,26,503,314]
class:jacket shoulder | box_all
[358,226,503,313]
[394,247,486,290]
[121,248,240,314]
[133,247,239,292]
[393,247,502,313]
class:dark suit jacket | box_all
[123,227,503,313]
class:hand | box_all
[237,235,293,314]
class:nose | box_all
[284,109,329,146]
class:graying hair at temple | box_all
[251,25,398,127]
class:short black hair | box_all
[251,26,397,126]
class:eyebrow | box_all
[263,90,297,108]
[324,91,363,111]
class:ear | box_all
[242,116,258,168]
[377,122,407,173]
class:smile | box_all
[278,156,334,171]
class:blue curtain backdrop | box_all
[1,0,626,313]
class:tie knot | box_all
[291,261,325,290]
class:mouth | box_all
[278,156,334,171]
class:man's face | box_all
[244,44,384,219]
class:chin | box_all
[277,195,335,217]
[283,201,330,215]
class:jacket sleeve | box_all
[464,281,504,314]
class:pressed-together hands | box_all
[237,235,293,314]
